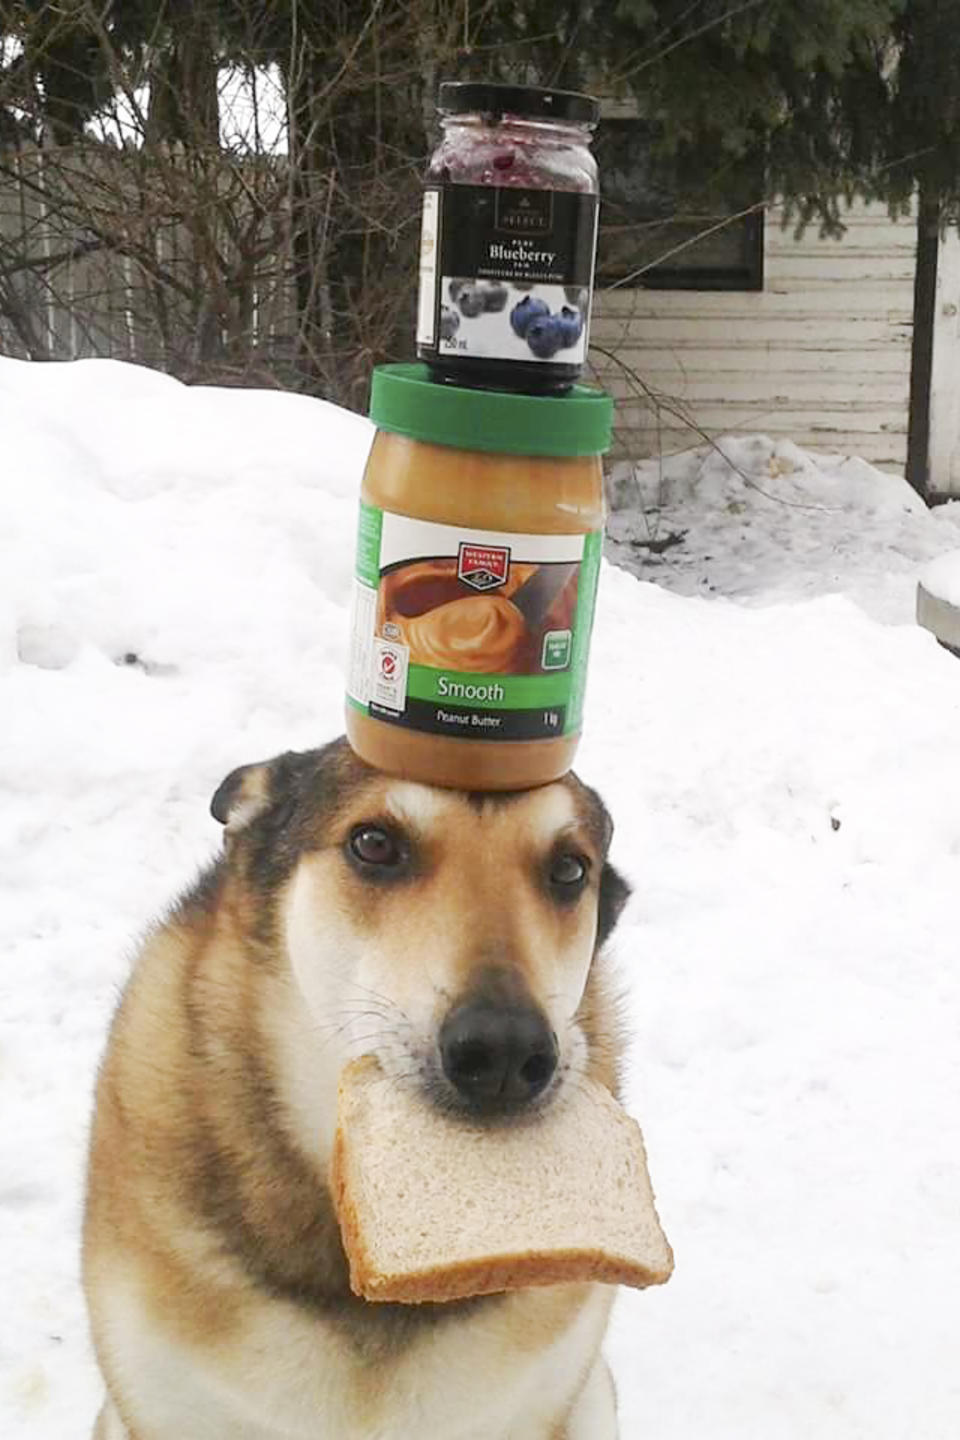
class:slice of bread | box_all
[331,1057,674,1305]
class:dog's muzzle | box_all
[438,1001,558,1115]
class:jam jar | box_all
[345,364,612,790]
[416,82,600,394]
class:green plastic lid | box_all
[369,364,613,458]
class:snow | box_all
[920,547,960,607]
[606,435,960,622]
[3,356,960,1439]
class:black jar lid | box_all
[438,82,599,126]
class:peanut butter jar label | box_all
[347,504,601,742]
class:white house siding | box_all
[590,200,915,472]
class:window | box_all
[594,119,764,291]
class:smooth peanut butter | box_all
[345,366,610,790]
[403,592,529,674]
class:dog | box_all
[82,736,631,1439]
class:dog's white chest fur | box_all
[98,1267,615,1439]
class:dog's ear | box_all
[597,862,631,948]
[209,747,332,838]
[210,761,273,833]
[567,773,630,946]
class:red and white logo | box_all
[371,638,409,713]
[458,542,510,592]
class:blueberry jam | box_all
[415,83,600,394]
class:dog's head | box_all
[210,738,630,1120]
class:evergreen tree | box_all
[598,0,900,229]
[0,2,111,143]
[601,0,960,494]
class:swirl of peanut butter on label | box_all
[403,592,529,673]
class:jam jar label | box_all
[347,503,602,742]
[416,183,599,367]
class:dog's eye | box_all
[348,825,403,870]
[549,852,589,895]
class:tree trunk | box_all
[906,185,940,499]
[284,15,425,409]
[285,43,335,399]
[145,9,219,150]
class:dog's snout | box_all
[439,1002,558,1113]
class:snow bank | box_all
[607,432,960,622]
[916,549,960,652]
[920,547,960,607]
[3,358,960,1439]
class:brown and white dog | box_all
[82,736,631,1439]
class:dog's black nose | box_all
[439,1002,558,1112]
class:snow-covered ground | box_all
[607,436,960,621]
[921,545,960,608]
[3,356,960,1439]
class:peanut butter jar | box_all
[345,364,611,790]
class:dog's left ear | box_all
[570,774,631,946]
[210,748,323,838]
[210,761,273,833]
[597,862,631,948]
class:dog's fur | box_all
[83,737,631,1439]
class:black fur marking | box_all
[210,764,252,824]
[170,858,227,923]
[465,789,529,812]
[597,862,631,949]
[241,745,348,892]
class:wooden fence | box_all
[0,141,301,383]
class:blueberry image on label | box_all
[439,305,460,341]
[448,278,470,301]
[525,314,564,359]
[480,282,509,313]
[512,281,535,291]
[457,284,486,318]
[510,294,550,338]
[556,305,583,348]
